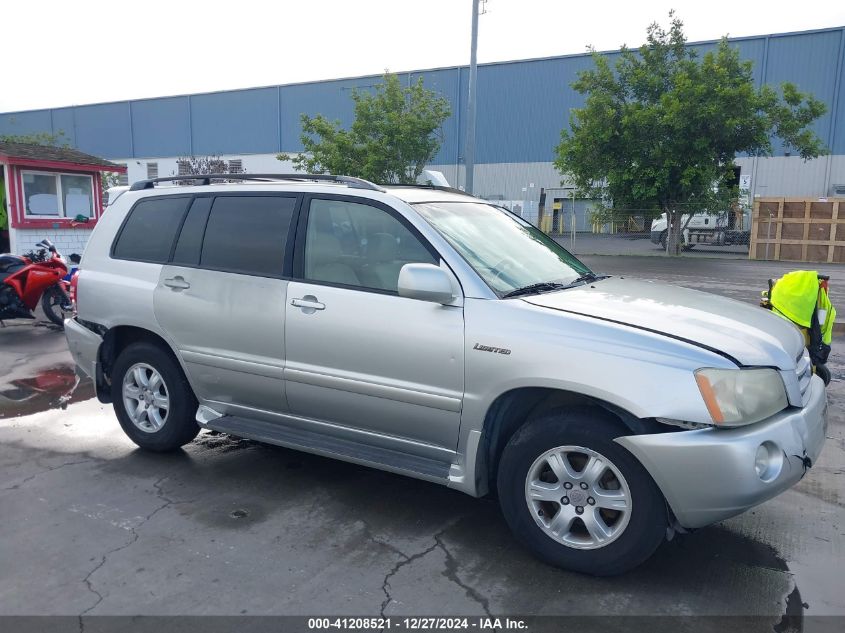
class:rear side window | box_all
[113,197,190,262]
[200,196,296,277]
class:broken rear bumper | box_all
[65,317,103,381]
[616,374,827,528]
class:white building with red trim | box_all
[1,141,125,256]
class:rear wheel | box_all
[111,342,199,451]
[497,409,667,576]
[41,285,72,327]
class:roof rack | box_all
[128,173,385,192]
[382,183,475,197]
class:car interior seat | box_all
[307,233,360,286]
[364,232,404,291]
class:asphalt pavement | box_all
[0,267,843,630]
[562,233,750,259]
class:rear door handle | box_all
[291,297,325,311]
[163,276,190,290]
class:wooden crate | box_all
[750,198,845,263]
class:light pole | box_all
[465,0,480,194]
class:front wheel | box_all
[41,284,72,327]
[497,409,667,576]
[815,363,831,385]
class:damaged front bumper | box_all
[616,374,827,528]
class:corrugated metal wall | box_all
[1,27,844,162]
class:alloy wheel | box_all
[122,363,170,433]
[525,445,632,550]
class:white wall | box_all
[116,153,845,201]
[734,155,845,199]
[114,154,845,200]
[112,154,298,186]
[14,227,92,257]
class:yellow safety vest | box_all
[769,270,836,345]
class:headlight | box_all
[694,368,788,427]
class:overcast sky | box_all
[3,0,844,112]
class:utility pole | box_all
[465,0,480,194]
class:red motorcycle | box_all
[0,239,72,327]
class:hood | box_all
[522,277,804,369]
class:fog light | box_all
[754,442,783,482]
[754,446,768,477]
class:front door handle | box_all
[291,296,325,311]
[163,276,190,290]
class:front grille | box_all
[796,350,812,401]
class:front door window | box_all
[304,198,436,292]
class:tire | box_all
[815,363,831,386]
[111,341,199,451]
[497,408,667,576]
[41,284,71,327]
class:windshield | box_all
[414,201,593,296]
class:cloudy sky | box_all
[3,0,844,112]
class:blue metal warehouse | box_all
[1,26,844,253]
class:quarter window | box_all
[112,197,191,262]
[199,196,296,277]
[22,171,94,218]
[304,199,436,292]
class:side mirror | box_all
[398,263,455,304]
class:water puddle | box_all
[0,363,94,419]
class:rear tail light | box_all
[69,271,79,315]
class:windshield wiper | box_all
[502,273,611,299]
[569,272,610,284]
[502,282,571,298]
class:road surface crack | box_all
[435,532,493,618]
[379,517,491,622]
[359,519,410,561]
[379,535,442,619]
[2,459,92,491]
[79,476,177,615]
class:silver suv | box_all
[65,174,827,575]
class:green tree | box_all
[102,171,123,191]
[0,130,68,146]
[555,13,828,254]
[278,73,451,184]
